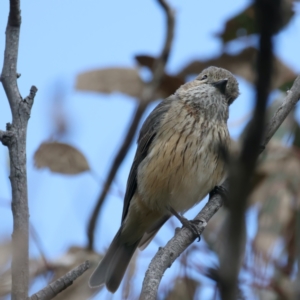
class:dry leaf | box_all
[135,55,186,97]
[217,0,295,44]
[34,142,90,174]
[135,55,156,70]
[178,47,296,91]
[76,67,144,99]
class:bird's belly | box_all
[137,128,226,213]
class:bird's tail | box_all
[89,227,140,293]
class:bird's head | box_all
[195,66,240,105]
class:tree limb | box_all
[86,0,175,251]
[263,76,300,145]
[1,1,38,299]
[218,1,281,298]
[28,261,90,300]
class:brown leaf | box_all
[135,55,156,70]
[75,67,145,99]
[34,142,90,174]
[135,54,185,97]
[177,47,296,90]
[217,1,295,44]
[159,75,185,98]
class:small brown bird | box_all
[89,66,239,292]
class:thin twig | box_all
[1,1,38,299]
[86,0,175,251]
[28,261,90,300]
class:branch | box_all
[139,193,223,300]
[86,0,175,250]
[28,261,90,300]
[263,76,300,145]
[218,1,281,298]
[1,1,38,299]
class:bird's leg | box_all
[168,206,204,241]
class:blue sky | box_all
[0,0,300,299]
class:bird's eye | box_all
[201,75,208,80]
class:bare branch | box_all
[1,1,38,299]
[263,75,300,145]
[28,261,90,300]
[86,0,175,250]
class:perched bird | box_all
[89,66,239,292]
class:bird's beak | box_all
[212,79,228,95]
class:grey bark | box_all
[0,1,37,299]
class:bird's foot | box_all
[180,218,204,241]
[168,206,206,241]
[209,185,228,201]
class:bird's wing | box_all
[121,95,176,223]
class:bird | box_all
[89,66,240,292]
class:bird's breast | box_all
[137,101,229,213]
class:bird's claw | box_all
[168,206,206,241]
[209,185,228,201]
[181,218,206,242]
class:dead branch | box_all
[87,0,175,251]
